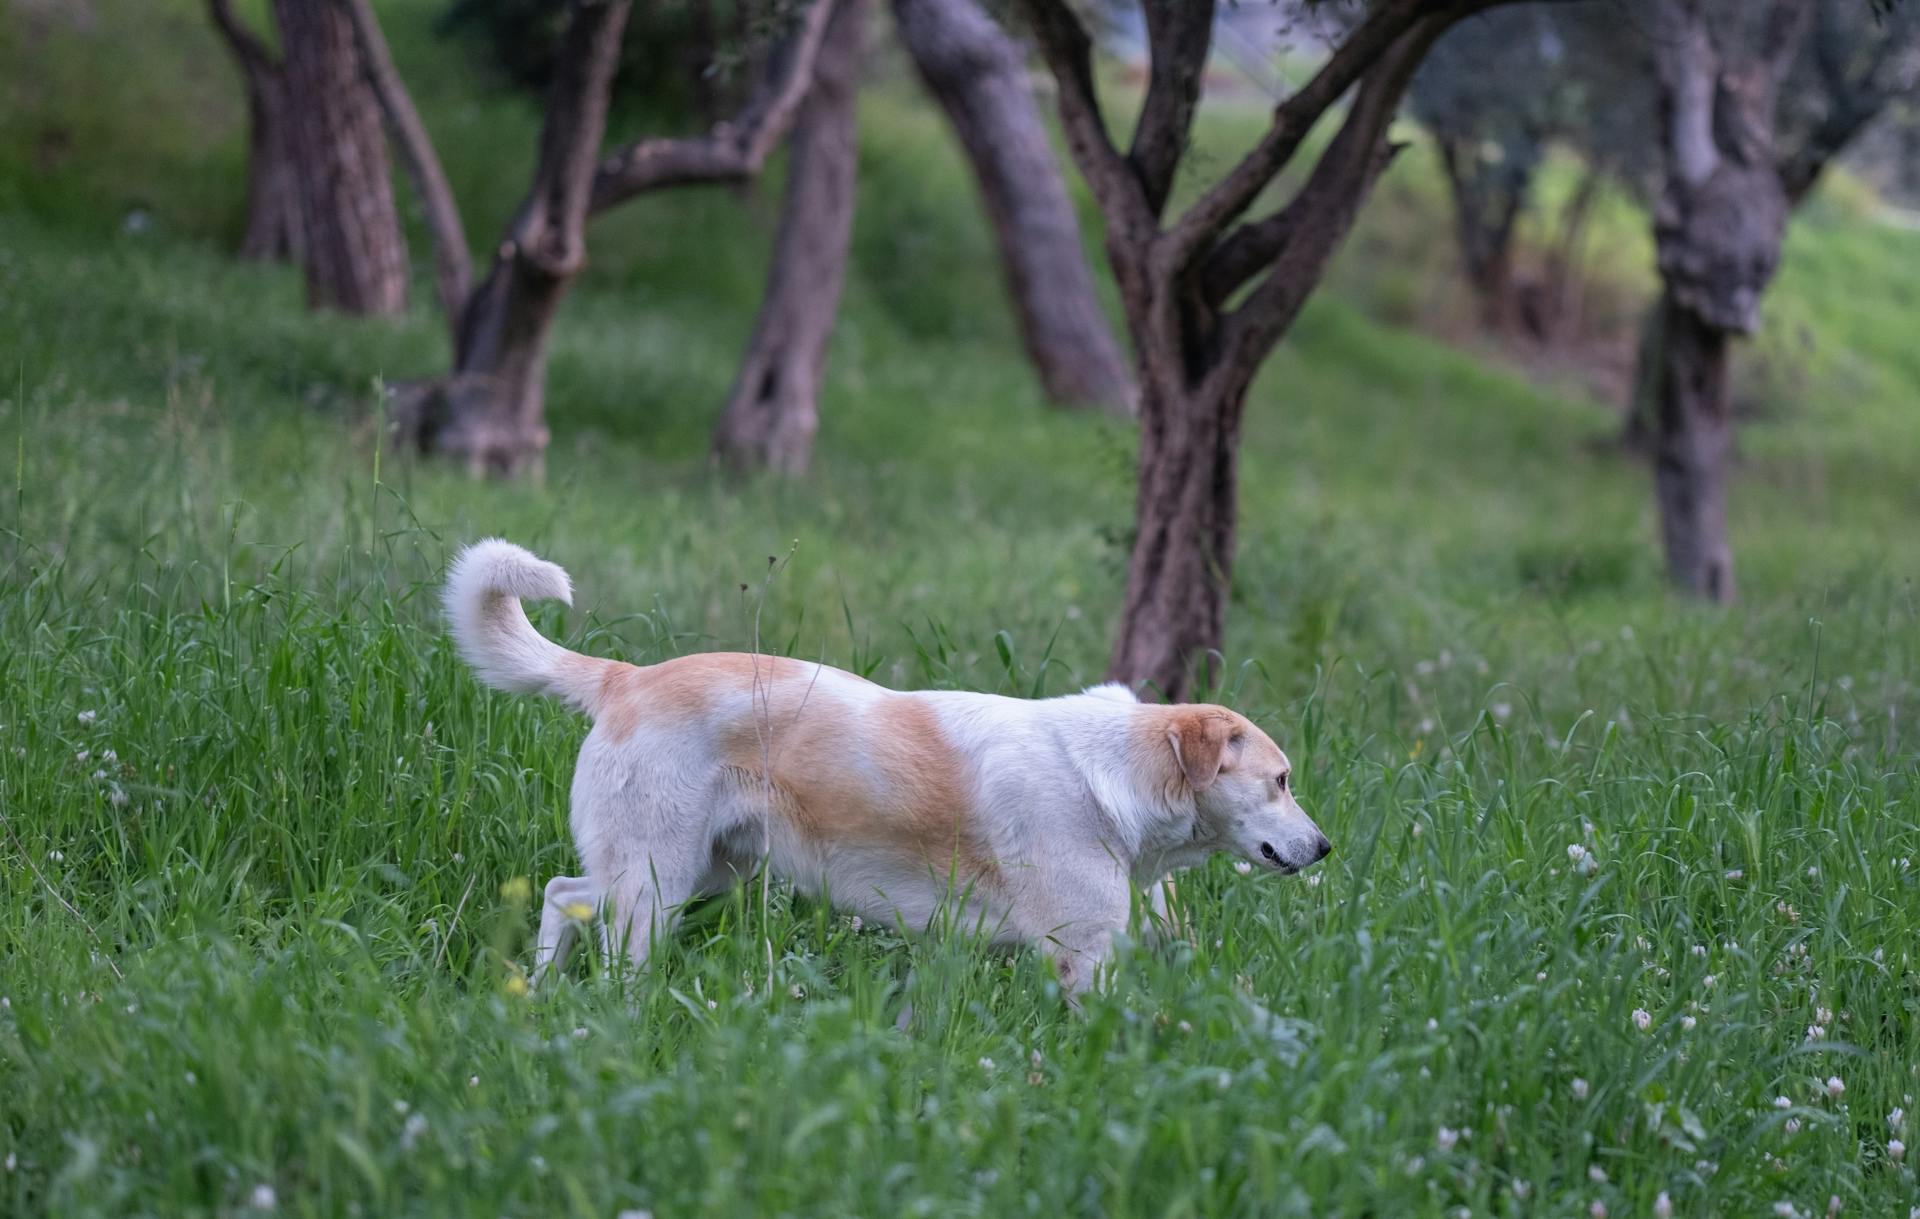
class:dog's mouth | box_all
[1258,842,1300,874]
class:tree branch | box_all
[207,0,276,76]
[587,0,835,213]
[334,0,473,331]
[1213,16,1446,372]
[1017,0,1154,242]
[1157,0,1493,275]
[1129,0,1216,217]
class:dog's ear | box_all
[1167,710,1238,792]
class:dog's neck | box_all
[1065,700,1217,883]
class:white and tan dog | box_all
[446,539,1330,994]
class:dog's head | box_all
[1164,706,1330,873]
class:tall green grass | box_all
[4,1,1919,1215]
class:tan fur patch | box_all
[593,652,810,743]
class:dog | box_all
[445,539,1331,994]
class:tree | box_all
[1017,0,1559,700]
[338,0,841,477]
[206,0,302,261]
[1637,0,1920,599]
[713,0,870,473]
[1408,4,1656,336]
[892,0,1134,412]
[272,0,409,313]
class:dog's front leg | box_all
[1017,859,1131,1003]
[533,874,599,987]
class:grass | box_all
[3,2,1920,1216]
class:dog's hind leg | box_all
[533,874,599,987]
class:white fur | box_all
[442,541,1330,997]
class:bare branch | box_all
[207,0,276,75]
[1017,0,1154,240]
[587,0,835,213]
[1129,0,1216,217]
[1214,16,1446,374]
[334,0,473,331]
[1158,0,1487,274]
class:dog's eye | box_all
[1275,773,1290,793]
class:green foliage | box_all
[4,3,1920,1216]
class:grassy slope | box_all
[3,3,1918,1217]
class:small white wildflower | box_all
[848,916,863,932]
[1572,1078,1590,1100]
[393,1100,409,1114]
[1887,1138,1904,1162]
[978,1057,995,1072]
[1785,1117,1802,1135]
[75,750,90,762]
[1567,844,1590,866]
[572,1026,589,1039]
[47,850,63,863]
[101,749,116,762]
[468,1075,479,1088]
[1216,1071,1232,1091]
[1703,974,1717,990]
[3,1153,14,1172]
[1435,1126,1460,1152]
[248,1184,276,1211]
[706,999,717,1011]
[1681,1015,1697,1031]
[789,984,805,1000]
[1826,1076,1845,1099]
[1889,1107,1905,1128]
[1725,870,1744,881]
[1775,1096,1793,1110]
[401,1112,428,1151]
[1807,1025,1826,1042]
[77,710,97,726]
[1691,944,1708,958]
[1773,1204,1798,1219]
[1589,1202,1608,1219]
[109,786,128,808]
[1587,1164,1608,1183]
[1411,822,1423,839]
[1536,971,1547,982]
[184,1071,196,1086]
[1306,873,1322,887]
[1233,860,1253,875]
[1807,866,1819,878]
[617,1211,654,1219]
[90,768,106,781]
[1491,702,1513,722]
[1511,1178,1531,1199]
[1654,1191,1673,1219]
[1816,1006,1834,1025]
[1427,1017,1439,1031]
[1633,1008,1652,1031]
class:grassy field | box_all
[4,3,1919,1216]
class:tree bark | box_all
[207,0,302,261]
[1107,366,1247,699]
[892,0,1133,412]
[1649,290,1734,601]
[272,0,407,313]
[713,0,868,474]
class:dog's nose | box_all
[1312,834,1332,862]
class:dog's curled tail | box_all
[444,539,600,711]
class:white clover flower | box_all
[1785,1118,1802,1135]
[1572,1078,1590,1100]
[1681,1015,1697,1031]
[848,916,863,932]
[1691,944,1708,958]
[248,1184,277,1211]
[617,1211,654,1219]
[1587,1165,1608,1183]
[1233,860,1253,875]
[978,1057,995,1072]
[1774,1096,1793,1110]
[1589,1202,1608,1219]
[1654,1191,1673,1219]
[1816,1006,1833,1025]
[1633,1008,1652,1031]
[77,710,97,726]
[1568,844,1590,865]
[1773,1204,1799,1219]
[1807,1025,1826,1042]
[1889,1107,1905,1128]
[401,1112,428,1151]
[572,1026,589,1039]
[469,1075,479,1088]
[1703,974,1717,989]
[1511,1178,1531,1200]
[1725,870,1744,881]
[1435,1126,1460,1152]
[1888,1138,1905,1162]
[1826,1076,1846,1099]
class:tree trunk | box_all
[892,0,1134,412]
[1435,134,1525,330]
[713,0,867,474]
[417,0,633,479]
[1106,360,1247,702]
[272,0,407,314]
[207,0,302,261]
[1649,290,1735,602]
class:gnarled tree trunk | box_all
[713,0,868,474]
[1641,0,1807,601]
[208,0,302,261]
[893,0,1133,412]
[1648,290,1735,599]
[1435,133,1528,329]
[272,0,407,313]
